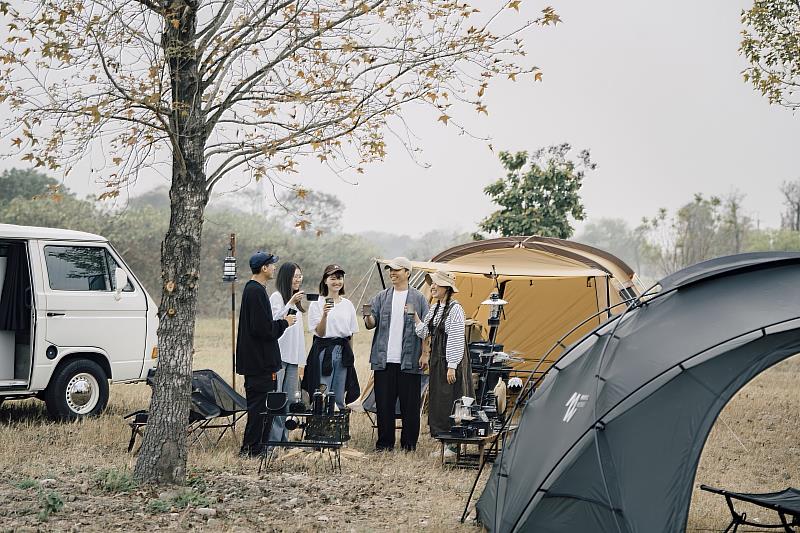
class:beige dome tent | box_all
[390,236,642,375]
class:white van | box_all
[0,223,159,419]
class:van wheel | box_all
[44,359,109,420]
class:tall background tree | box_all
[780,179,800,231]
[276,189,344,234]
[0,168,66,207]
[0,1,558,484]
[740,0,800,109]
[479,143,594,238]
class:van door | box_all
[38,242,147,381]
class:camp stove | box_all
[449,396,495,437]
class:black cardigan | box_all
[301,336,361,404]
[235,280,288,376]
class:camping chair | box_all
[350,373,429,441]
[189,369,248,446]
[701,484,800,533]
[124,368,247,452]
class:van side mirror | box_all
[114,268,128,300]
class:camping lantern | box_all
[222,255,236,282]
[481,291,507,327]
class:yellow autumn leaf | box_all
[508,0,521,11]
[438,114,450,124]
[83,105,101,123]
[11,137,21,147]
[112,157,123,165]
[170,19,180,29]
[534,72,543,82]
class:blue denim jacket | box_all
[368,287,430,373]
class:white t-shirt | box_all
[386,289,408,364]
[307,297,359,339]
[269,291,307,366]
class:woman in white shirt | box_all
[268,262,307,441]
[302,264,361,409]
[414,270,473,437]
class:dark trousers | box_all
[374,363,421,451]
[241,372,277,456]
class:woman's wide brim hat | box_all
[427,270,459,293]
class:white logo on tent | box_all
[563,392,589,422]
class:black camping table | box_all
[257,411,348,473]
[701,484,800,532]
[435,425,517,469]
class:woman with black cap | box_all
[414,270,473,441]
[302,264,361,409]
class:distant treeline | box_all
[0,169,469,316]
[578,191,800,283]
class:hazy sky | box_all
[2,1,798,237]
[290,0,800,236]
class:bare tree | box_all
[780,180,800,232]
[641,195,723,276]
[717,192,752,255]
[0,0,557,484]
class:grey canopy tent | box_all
[476,252,800,533]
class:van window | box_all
[44,246,132,292]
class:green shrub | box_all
[13,478,39,490]
[146,498,171,514]
[37,490,64,522]
[93,469,137,494]
[173,489,210,509]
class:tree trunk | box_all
[134,1,207,485]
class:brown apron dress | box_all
[427,300,474,437]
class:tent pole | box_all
[230,233,236,391]
[377,260,386,290]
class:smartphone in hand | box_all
[306,293,320,301]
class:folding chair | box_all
[189,369,248,446]
[124,368,247,452]
[701,484,800,533]
[124,391,221,452]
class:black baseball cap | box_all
[249,251,279,270]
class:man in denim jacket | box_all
[364,257,430,451]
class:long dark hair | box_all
[276,262,304,313]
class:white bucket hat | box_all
[427,270,459,293]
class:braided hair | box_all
[427,287,454,332]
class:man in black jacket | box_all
[236,251,296,457]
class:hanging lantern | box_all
[222,255,236,282]
[481,291,508,327]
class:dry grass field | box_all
[0,318,798,532]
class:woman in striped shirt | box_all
[414,270,474,437]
